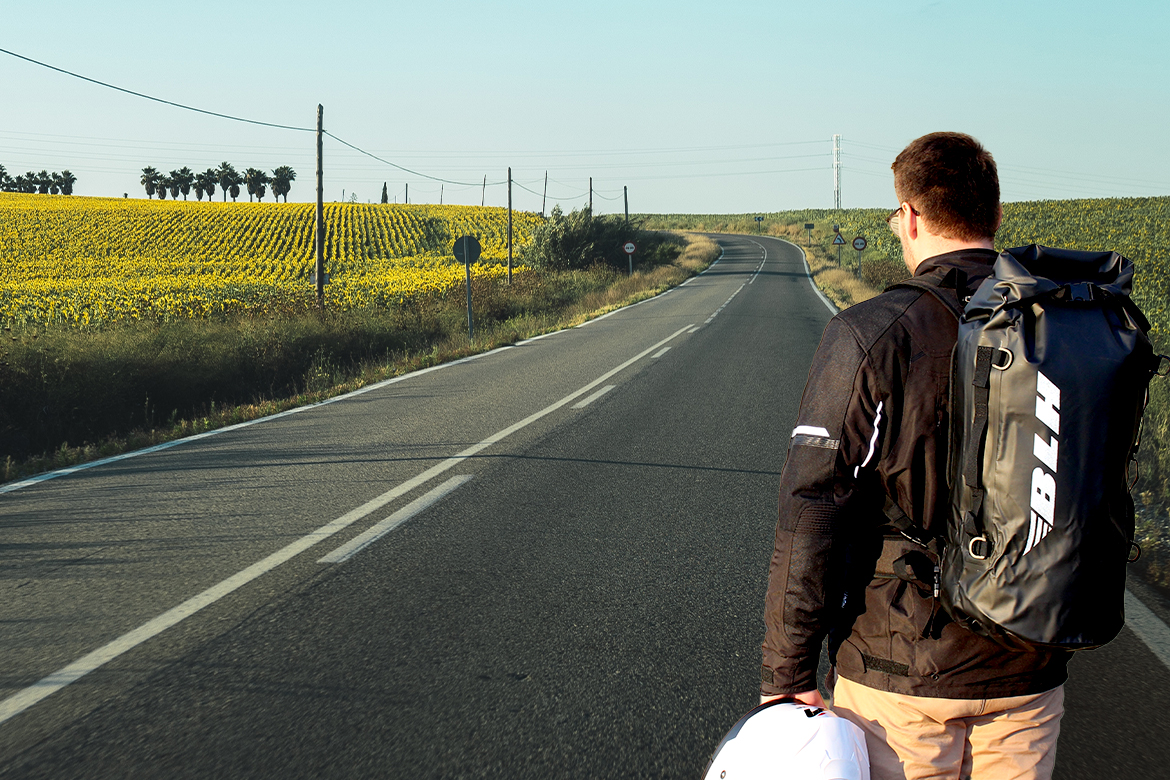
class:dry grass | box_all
[2,232,719,485]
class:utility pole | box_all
[481,175,486,207]
[405,182,408,205]
[833,134,842,210]
[315,104,324,308]
[589,177,593,213]
[542,171,547,217]
[440,184,443,205]
[623,186,628,225]
[507,167,513,284]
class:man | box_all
[760,133,1067,780]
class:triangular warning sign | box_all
[832,233,846,245]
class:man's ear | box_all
[904,203,920,241]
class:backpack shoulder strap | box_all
[885,272,965,322]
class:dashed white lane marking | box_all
[689,327,701,334]
[318,475,474,564]
[746,241,768,284]
[652,347,671,359]
[1125,589,1170,671]
[704,282,747,325]
[572,385,616,409]
[0,322,696,728]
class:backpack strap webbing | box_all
[885,275,965,322]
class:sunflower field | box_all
[0,193,545,327]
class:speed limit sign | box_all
[852,236,868,251]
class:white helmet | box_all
[702,700,870,780]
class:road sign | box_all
[453,235,481,265]
[832,233,846,245]
[804,223,814,230]
[623,241,636,255]
[852,236,868,251]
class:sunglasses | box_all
[886,204,920,235]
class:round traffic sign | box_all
[852,236,868,251]
[623,241,636,255]
[453,235,482,264]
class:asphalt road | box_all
[1,234,1169,778]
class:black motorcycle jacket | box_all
[761,248,1070,699]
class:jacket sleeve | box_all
[760,315,889,696]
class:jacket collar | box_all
[913,248,998,278]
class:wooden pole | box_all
[481,175,486,207]
[507,167,513,284]
[542,171,547,217]
[589,177,592,213]
[405,182,408,205]
[315,104,324,308]
[624,186,628,225]
[440,184,443,205]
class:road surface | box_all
[1,234,1167,778]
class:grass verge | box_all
[1,233,719,486]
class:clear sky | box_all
[3,0,1168,213]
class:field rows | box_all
[0,194,544,327]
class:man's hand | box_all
[760,690,826,709]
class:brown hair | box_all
[891,132,1000,241]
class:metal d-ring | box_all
[968,536,990,560]
[992,348,1013,371]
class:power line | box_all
[0,47,313,133]
[322,131,506,187]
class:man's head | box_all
[889,132,1001,270]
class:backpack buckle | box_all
[968,535,990,560]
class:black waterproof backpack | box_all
[896,245,1160,651]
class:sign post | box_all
[804,222,814,247]
[754,215,764,234]
[453,235,481,340]
[623,241,636,276]
[852,236,868,279]
[832,230,846,264]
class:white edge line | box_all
[0,344,512,496]
[776,236,838,315]
[0,322,697,727]
[318,475,473,564]
[3,242,724,498]
[1125,589,1170,671]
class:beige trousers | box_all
[831,676,1064,780]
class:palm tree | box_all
[141,166,161,199]
[59,170,76,196]
[0,164,9,191]
[229,182,241,201]
[50,172,63,195]
[157,174,170,200]
[171,167,195,200]
[271,166,296,203]
[195,168,217,202]
[216,162,240,203]
[35,170,52,194]
[243,168,270,202]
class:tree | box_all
[243,168,270,202]
[195,168,217,202]
[35,170,51,194]
[59,170,76,196]
[216,162,240,203]
[381,183,388,204]
[171,166,195,200]
[0,164,9,191]
[270,166,296,203]
[141,166,161,199]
